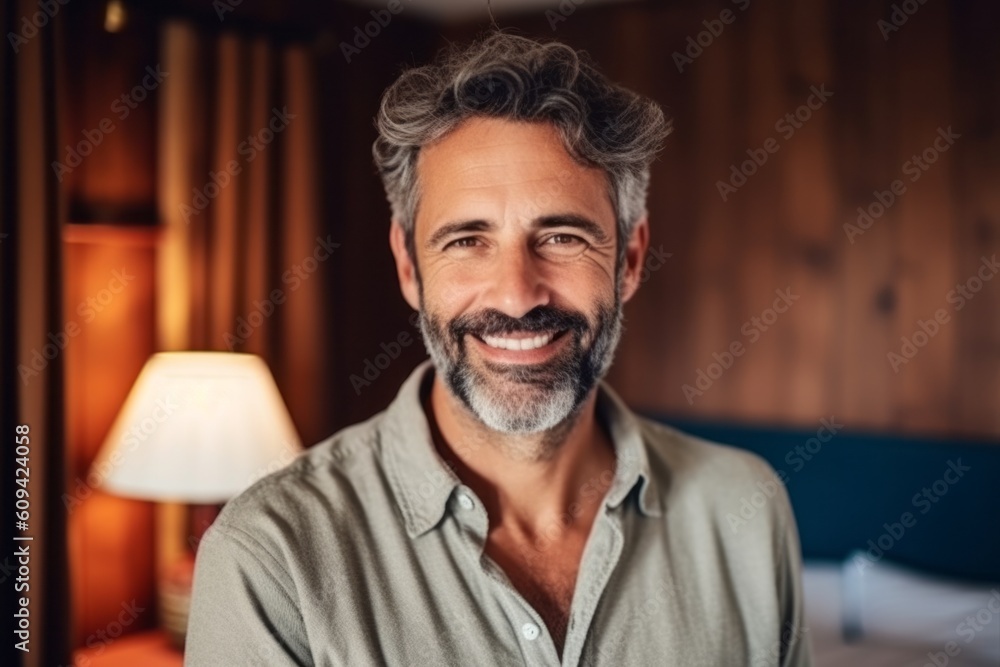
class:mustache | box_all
[448,306,590,340]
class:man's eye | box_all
[538,233,588,259]
[446,237,481,249]
[543,234,585,247]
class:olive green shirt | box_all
[186,361,810,666]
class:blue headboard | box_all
[651,415,1000,583]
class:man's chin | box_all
[465,387,578,435]
[453,363,583,434]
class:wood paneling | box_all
[64,225,158,648]
[426,1,1000,439]
[60,1,160,222]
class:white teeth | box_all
[482,332,555,351]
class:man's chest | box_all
[294,506,774,666]
[482,527,595,652]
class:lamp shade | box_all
[90,352,302,503]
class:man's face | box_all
[390,118,648,435]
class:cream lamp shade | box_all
[90,352,302,503]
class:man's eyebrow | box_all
[425,220,493,249]
[537,214,611,243]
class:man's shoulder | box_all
[638,416,776,481]
[210,410,391,541]
[635,415,792,527]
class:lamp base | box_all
[158,552,195,648]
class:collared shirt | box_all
[186,361,811,666]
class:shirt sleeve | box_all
[185,523,312,666]
[778,501,812,667]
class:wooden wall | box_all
[64,227,159,647]
[430,0,1000,440]
[59,0,162,650]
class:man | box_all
[187,33,810,666]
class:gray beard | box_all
[418,299,622,436]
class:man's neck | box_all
[425,375,616,540]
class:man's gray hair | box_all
[372,32,672,254]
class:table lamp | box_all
[90,351,303,646]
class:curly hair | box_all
[373,31,671,258]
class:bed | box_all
[655,414,1000,666]
[803,559,999,666]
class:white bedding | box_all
[802,559,1000,667]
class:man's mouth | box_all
[473,330,566,351]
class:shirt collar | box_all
[380,361,663,539]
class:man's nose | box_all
[482,244,551,319]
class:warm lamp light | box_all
[92,351,302,503]
[90,351,302,646]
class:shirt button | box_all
[458,494,474,510]
[521,622,540,641]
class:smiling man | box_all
[187,33,810,666]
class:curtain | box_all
[155,21,331,560]
[1,1,70,666]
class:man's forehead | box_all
[413,117,613,226]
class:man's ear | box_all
[389,220,421,311]
[620,215,650,303]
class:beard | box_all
[418,296,623,436]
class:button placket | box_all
[561,510,625,667]
[478,557,560,664]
